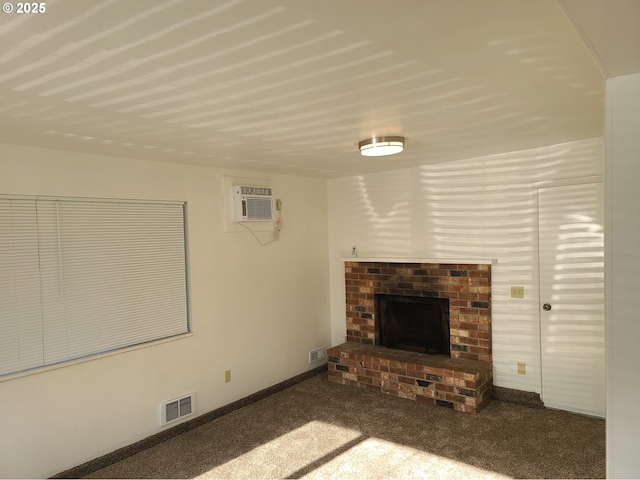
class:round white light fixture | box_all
[358,136,405,157]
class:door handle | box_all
[543,303,552,311]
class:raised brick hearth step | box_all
[327,342,493,414]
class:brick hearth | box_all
[327,343,492,413]
[328,261,493,413]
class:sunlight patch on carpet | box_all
[194,420,362,479]
[301,437,512,480]
[193,419,511,480]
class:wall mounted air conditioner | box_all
[232,185,274,222]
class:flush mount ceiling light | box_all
[358,136,405,157]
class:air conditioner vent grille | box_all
[245,197,273,221]
[239,186,272,196]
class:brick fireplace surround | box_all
[328,261,493,414]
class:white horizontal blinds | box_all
[36,200,70,365]
[39,200,125,363]
[118,203,188,344]
[0,196,188,376]
[39,199,188,365]
[0,198,44,375]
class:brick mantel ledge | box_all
[340,257,497,265]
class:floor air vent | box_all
[161,393,195,426]
[309,347,327,364]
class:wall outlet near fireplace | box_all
[309,347,327,364]
[517,362,527,375]
[511,286,525,299]
[224,369,231,383]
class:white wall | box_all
[606,72,640,478]
[328,137,604,394]
[0,144,330,479]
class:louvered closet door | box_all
[538,182,605,417]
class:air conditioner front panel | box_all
[232,185,274,222]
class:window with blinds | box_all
[0,195,190,377]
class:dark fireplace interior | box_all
[375,294,450,356]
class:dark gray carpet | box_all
[83,373,605,479]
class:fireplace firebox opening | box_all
[375,294,450,356]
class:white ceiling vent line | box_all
[160,393,195,426]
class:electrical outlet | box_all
[275,199,282,211]
[517,362,526,375]
[511,286,525,299]
[224,370,231,383]
[351,245,357,257]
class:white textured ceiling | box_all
[0,0,608,178]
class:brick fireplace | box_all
[328,261,493,413]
